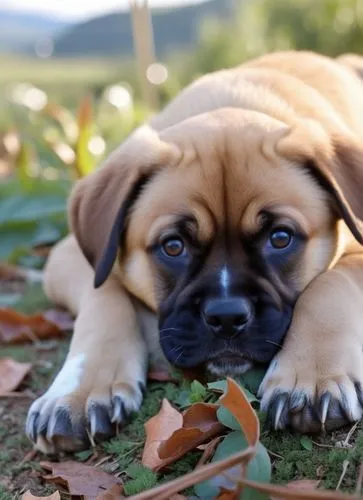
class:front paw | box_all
[26,354,146,453]
[258,351,363,433]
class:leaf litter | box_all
[0,307,73,343]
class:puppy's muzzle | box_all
[202,297,253,339]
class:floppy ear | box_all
[69,126,180,288]
[276,120,363,244]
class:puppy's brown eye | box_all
[162,238,185,257]
[269,228,292,249]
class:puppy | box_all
[26,51,363,453]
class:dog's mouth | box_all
[206,350,254,376]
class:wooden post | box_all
[129,0,159,111]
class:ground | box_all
[1,283,363,499]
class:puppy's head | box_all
[70,109,363,375]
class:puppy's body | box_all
[27,51,363,452]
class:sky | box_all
[2,0,206,21]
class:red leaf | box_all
[41,461,122,499]
[0,358,32,394]
[0,308,72,344]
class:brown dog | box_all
[26,51,363,453]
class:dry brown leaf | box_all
[41,461,122,499]
[95,483,126,499]
[42,310,74,332]
[196,436,224,467]
[21,491,60,500]
[142,399,183,470]
[220,377,259,446]
[0,308,72,344]
[157,403,224,470]
[0,358,32,394]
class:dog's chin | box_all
[206,352,254,376]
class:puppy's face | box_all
[70,109,363,376]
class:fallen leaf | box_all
[0,358,32,394]
[220,378,260,446]
[197,436,224,467]
[157,403,224,470]
[21,491,60,500]
[41,461,122,499]
[95,483,126,499]
[43,309,74,331]
[0,308,72,344]
[142,399,183,470]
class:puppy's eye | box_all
[269,228,293,249]
[162,237,185,257]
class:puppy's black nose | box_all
[203,297,252,339]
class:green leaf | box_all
[194,431,271,500]
[239,368,266,394]
[175,390,192,408]
[190,379,207,403]
[217,405,240,431]
[300,435,313,451]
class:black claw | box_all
[47,408,89,444]
[354,382,363,407]
[49,409,74,438]
[289,392,307,413]
[26,412,39,442]
[267,392,290,430]
[317,393,331,425]
[112,396,127,424]
[138,381,146,396]
[37,413,50,437]
[88,405,114,440]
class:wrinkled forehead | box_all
[130,116,330,245]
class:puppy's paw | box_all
[26,354,146,453]
[258,347,363,433]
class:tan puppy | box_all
[26,51,363,453]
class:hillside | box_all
[0,9,70,53]
[53,0,236,59]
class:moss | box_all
[123,463,158,496]
[0,486,12,500]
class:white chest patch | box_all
[45,353,85,399]
[220,266,230,296]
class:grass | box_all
[1,283,363,497]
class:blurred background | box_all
[0,0,362,272]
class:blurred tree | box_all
[180,0,363,85]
